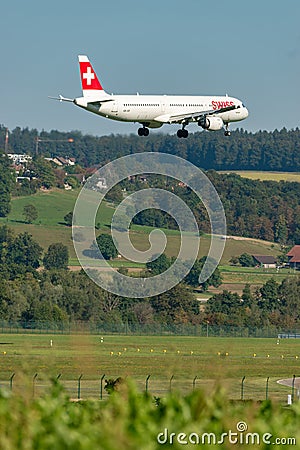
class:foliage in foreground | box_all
[0,380,300,449]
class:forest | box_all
[0,220,296,331]
[0,125,300,329]
[1,125,300,171]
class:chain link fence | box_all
[1,320,299,337]
[0,373,299,404]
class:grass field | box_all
[0,187,297,300]
[0,334,299,402]
[0,188,295,293]
[1,188,281,261]
[219,170,300,183]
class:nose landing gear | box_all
[224,123,231,136]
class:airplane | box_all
[54,55,248,138]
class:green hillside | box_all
[0,189,281,268]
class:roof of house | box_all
[286,245,300,262]
[252,255,277,264]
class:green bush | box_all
[0,379,299,449]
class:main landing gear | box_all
[138,126,149,136]
[224,123,231,136]
[177,128,188,138]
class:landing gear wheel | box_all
[224,124,231,136]
[138,127,149,136]
[177,129,188,138]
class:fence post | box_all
[100,374,105,400]
[77,374,83,400]
[9,373,15,391]
[193,376,197,390]
[292,374,296,403]
[266,377,269,400]
[33,373,38,398]
[169,375,174,392]
[241,376,245,401]
[145,374,151,393]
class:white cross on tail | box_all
[83,67,95,85]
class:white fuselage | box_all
[56,55,248,137]
[75,94,248,129]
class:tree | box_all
[185,257,222,291]
[43,243,69,270]
[146,253,171,276]
[238,253,256,267]
[150,283,199,324]
[258,278,279,311]
[7,232,43,269]
[241,284,253,307]
[0,154,13,217]
[274,214,288,245]
[23,204,38,223]
[206,290,243,325]
[64,211,73,227]
[65,176,79,189]
[96,234,118,260]
[30,157,56,189]
[105,185,123,204]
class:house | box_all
[46,156,76,166]
[7,153,32,165]
[286,245,300,269]
[252,255,277,269]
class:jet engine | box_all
[198,116,223,131]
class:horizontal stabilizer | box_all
[48,95,74,102]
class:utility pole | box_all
[4,128,9,154]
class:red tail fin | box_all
[78,55,104,93]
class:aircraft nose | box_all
[242,106,249,119]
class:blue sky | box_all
[1,0,300,137]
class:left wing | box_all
[155,104,238,124]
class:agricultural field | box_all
[219,170,300,183]
[0,188,296,292]
[0,334,299,403]
[1,188,281,261]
